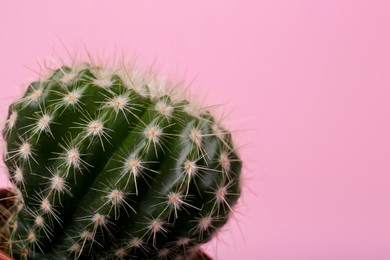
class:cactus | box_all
[0,63,242,259]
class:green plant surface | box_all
[1,64,242,259]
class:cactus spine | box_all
[0,63,242,259]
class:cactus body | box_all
[1,64,242,259]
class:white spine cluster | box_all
[147,218,167,246]
[155,100,174,119]
[4,110,17,134]
[92,68,114,89]
[64,89,83,106]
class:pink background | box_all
[1,1,390,259]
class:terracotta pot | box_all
[0,250,12,260]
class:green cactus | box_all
[0,63,242,259]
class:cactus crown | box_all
[0,63,242,259]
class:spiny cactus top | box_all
[0,63,242,259]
